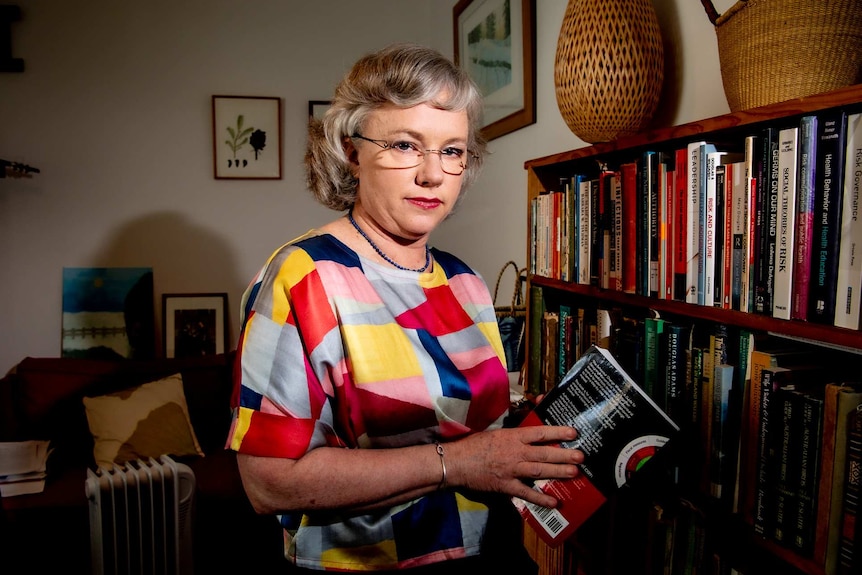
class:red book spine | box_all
[673,148,688,301]
[621,162,638,294]
[722,163,734,309]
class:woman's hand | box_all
[443,425,584,509]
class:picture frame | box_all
[308,100,332,121]
[453,0,536,141]
[212,95,282,179]
[162,293,228,358]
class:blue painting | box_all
[62,267,155,359]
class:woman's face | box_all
[350,102,470,242]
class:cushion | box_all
[83,373,204,467]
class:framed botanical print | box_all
[212,95,282,179]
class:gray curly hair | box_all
[305,43,487,211]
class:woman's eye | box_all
[391,141,420,153]
[441,147,465,158]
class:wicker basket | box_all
[702,0,862,112]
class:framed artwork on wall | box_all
[162,293,228,358]
[212,95,282,179]
[61,267,155,360]
[453,0,536,141]
[308,100,332,121]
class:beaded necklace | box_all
[348,211,431,273]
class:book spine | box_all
[838,407,862,574]
[686,142,704,304]
[710,363,734,501]
[792,391,824,556]
[714,163,726,308]
[793,115,819,320]
[527,285,544,396]
[771,387,798,547]
[558,304,571,380]
[611,172,624,292]
[762,129,780,316]
[731,159,747,311]
[578,177,592,285]
[703,151,720,308]
[809,110,849,324]
[621,163,638,294]
[599,171,613,289]
[834,112,862,329]
[644,317,666,405]
[742,135,758,312]
[661,158,673,299]
[753,368,777,535]
[665,323,689,424]
[642,151,657,297]
[773,127,799,319]
[698,144,718,305]
[674,148,689,301]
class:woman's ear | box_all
[344,138,360,177]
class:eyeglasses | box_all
[351,133,475,176]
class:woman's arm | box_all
[237,424,584,515]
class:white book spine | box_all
[835,112,862,329]
[686,142,705,303]
[578,178,591,285]
[773,127,799,319]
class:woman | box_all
[227,43,584,573]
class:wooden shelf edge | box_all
[530,275,862,352]
[524,83,862,170]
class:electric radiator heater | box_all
[85,455,195,575]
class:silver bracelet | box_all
[434,441,447,490]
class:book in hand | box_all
[513,345,680,546]
[0,440,51,497]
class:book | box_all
[0,440,51,497]
[527,285,544,396]
[838,405,862,574]
[792,115,819,320]
[754,127,779,316]
[834,112,862,329]
[686,141,707,304]
[660,156,673,300]
[514,345,680,547]
[641,150,659,296]
[729,158,748,311]
[664,322,691,424]
[814,383,862,573]
[714,162,727,308]
[792,388,824,555]
[703,149,725,307]
[611,172,624,292]
[773,126,799,320]
[710,362,735,502]
[809,110,849,324]
[644,316,667,404]
[578,175,592,285]
[621,162,639,294]
[698,143,719,305]
[741,135,758,312]
[673,147,689,301]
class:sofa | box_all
[0,351,289,573]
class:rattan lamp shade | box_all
[555,0,664,144]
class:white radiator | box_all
[85,455,195,575]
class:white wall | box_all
[0,0,735,375]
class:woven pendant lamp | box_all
[555,0,664,144]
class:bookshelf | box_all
[522,84,862,575]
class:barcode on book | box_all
[524,497,569,538]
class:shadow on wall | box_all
[652,0,684,129]
[90,211,243,357]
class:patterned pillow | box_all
[83,373,204,468]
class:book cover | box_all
[809,110,849,324]
[621,162,639,294]
[834,112,862,329]
[792,115,819,320]
[514,345,680,547]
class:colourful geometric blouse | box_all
[226,232,510,571]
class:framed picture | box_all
[308,100,332,121]
[453,0,536,141]
[212,95,282,179]
[62,267,155,360]
[162,293,228,358]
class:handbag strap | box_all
[493,261,526,317]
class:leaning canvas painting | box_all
[61,267,155,359]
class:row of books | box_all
[530,110,862,330]
[528,292,861,573]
